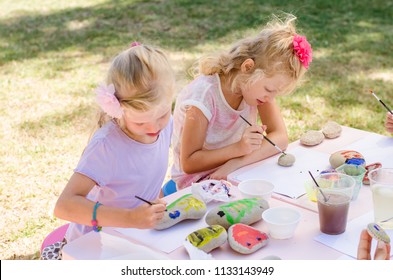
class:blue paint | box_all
[169,210,180,219]
[345,158,365,165]
[320,169,336,174]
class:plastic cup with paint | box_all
[304,171,337,202]
[335,163,366,201]
[304,179,318,202]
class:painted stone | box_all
[227,223,269,254]
[367,223,390,243]
[185,225,227,253]
[205,198,269,229]
[329,150,366,169]
[300,130,324,146]
[155,194,207,230]
[278,153,295,167]
[191,179,232,203]
[363,162,382,185]
[322,121,342,139]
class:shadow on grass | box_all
[18,104,94,135]
[3,0,392,132]
[0,0,282,64]
[1,0,391,64]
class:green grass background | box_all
[0,0,392,259]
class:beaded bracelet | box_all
[91,201,103,232]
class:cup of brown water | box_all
[316,173,355,235]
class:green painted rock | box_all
[205,198,269,229]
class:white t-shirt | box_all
[171,74,257,189]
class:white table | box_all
[62,126,393,260]
[228,126,393,220]
[63,186,342,260]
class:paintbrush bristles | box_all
[370,90,379,101]
[369,90,393,114]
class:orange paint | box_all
[231,224,268,249]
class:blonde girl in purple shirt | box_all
[41,43,175,259]
[172,14,313,189]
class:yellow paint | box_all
[187,225,225,248]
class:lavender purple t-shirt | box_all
[65,118,173,242]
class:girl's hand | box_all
[152,198,167,209]
[131,201,167,229]
[237,125,265,155]
[386,112,393,133]
[357,229,391,260]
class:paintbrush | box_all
[370,90,393,114]
[308,171,329,202]
[134,195,167,211]
[239,115,287,156]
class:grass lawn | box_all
[0,0,392,259]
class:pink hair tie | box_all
[130,41,142,48]
[293,34,312,69]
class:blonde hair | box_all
[196,14,308,95]
[93,44,175,132]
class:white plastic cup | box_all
[369,168,393,229]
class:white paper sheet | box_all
[115,200,224,254]
[341,133,393,166]
[62,231,170,260]
[314,211,393,259]
[232,146,331,198]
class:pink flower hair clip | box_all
[95,83,124,119]
[130,41,142,48]
[293,34,312,69]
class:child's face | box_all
[122,102,172,144]
[241,74,292,106]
